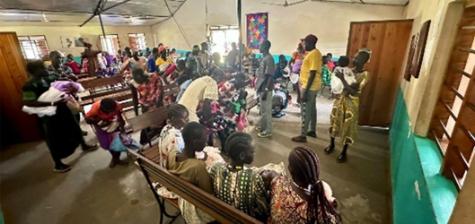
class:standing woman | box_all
[324,49,371,162]
[22,60,96,172]
[289,43,305,102]
[268,147,340,224]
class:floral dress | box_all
[269,176,340,224]
[329,70,369,145]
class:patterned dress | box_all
[157,124,184,169]
[329,70,369,145]
[136,73,163,108]
[269,176,340,224]
[210,164,269,221]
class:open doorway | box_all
[209,25,239,63]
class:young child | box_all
[331,56,355,95]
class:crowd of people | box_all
[21,32,371,223]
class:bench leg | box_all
[138,160,179,224]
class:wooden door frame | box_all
[346,19,414,126]
[346,19,414,56]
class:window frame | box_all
[429,6,475,190]
[17,35,49,60]
[128,33,147,51]
[100,34,120,55]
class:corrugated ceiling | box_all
[0,0,408,26]
[0,0,186,25]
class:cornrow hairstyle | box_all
[224,132,252,161]
[167,103,188,120]
[289,147,339,224]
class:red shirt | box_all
[86,100,123,121]
[66,60,81,74]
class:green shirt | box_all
[170,158,213,193]
[210,163,269,221]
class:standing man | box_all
[292,34,322,143]
[227,42,239,71]
[199,42,211,72]
[255,40,275,138]
[186,45,202,78]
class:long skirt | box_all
[329,95,359,145]
[93,125,117,151]
[41,103,83,161]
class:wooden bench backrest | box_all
[129,150,262,224]
[80,75,124,90]
[127,106,168,132]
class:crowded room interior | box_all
[1,0,475,223]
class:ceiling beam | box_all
[310,0,406,6]
[0,8,170,17]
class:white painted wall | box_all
[399,0,463,135]
[152,0,405,55]
[0,25,154,56]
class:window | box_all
[429,6,475,190]
[100,34,119,55]
[210,26,239,61]
[18,35,49,60]
[128,33,146,51]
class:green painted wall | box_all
[390,90,457,224]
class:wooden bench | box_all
[128,149,262,224]
[77,72,95,79]
[127,106,168,146]
[79,75,139,115]
[125,82,261,223]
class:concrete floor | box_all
[0,96,391,224]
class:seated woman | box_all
[210,132,269,222]
[85,98,129,168]
[170,122,214,223]
[158,104,189,169]
[65,54,81,75]
[268,147,341,224]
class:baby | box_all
[22,80,85,117]
[331,56,356,95]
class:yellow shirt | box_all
[299,49,322,91]
[155,57,166,67]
